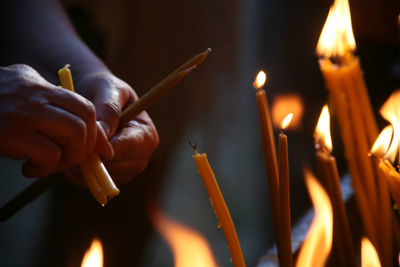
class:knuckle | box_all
[71,118,87,139]
[104,100,121,119]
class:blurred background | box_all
[0,0,399,266]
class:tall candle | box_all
[278,113,293,267]
[253,71,285,265]
[314,105,355,266]
[190,143,246,267]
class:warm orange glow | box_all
[361,237,382,267]
[314,105,332,152]
[370,125,393,159]
[316,0,356,58]
[281,113,293,130]
[379,91,400,163]
[150,206,218,267]
[271,94,304,129]
[296,169,333,267]
[81,238,103,267]
[253,71,267,89]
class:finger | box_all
[94,121,114,160]
[19,132,62,177]
[109,116,158,162]
[48,89,97,156]
[34,104,88,170]
[91,81,135,138]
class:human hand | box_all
[0,64,113,177]
[75,71,159,185]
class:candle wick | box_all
[189,141,199,154]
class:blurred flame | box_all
[281,113,293,130]
[361,237,382,267]
[253,71,267,89]
[379,91,400,163]
[316,0,356,58]
[370,125,393,159]
[81,238,103,267]
[296,169,333,267]
[272,94,304,129]
[150,206,217,267]
[314,105,333,152]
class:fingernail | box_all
[98,120,111,138]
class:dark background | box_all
[0,0,399,266]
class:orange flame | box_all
[281,113,293,130]
[316,0,356,58]
[370,125,393,159]
[361,237,382,267]
[271,94,304,129]
[296,169,333,267]
[253,71,267,89]
[314,105,333,152]
[81,238,103,267]
[379,91,400,163]
[150,206,218,267]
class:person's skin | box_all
[0,0,159,185]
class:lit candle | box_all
[253,71,285,266]
[278,113,293,267]
[190,142,246,267]
[313,105,355,266]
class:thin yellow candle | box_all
[190,142,246,267]
[278,113,293,267]
[58,65,118,203]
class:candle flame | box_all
[281,113,293,130]
[272,94,304,130]
[296,169,333,267]
[316,0,356,58]
[314,105,333,152]
[370,125,393,159]
[361,237,382,267]
[253,71,267,89]
[81,238,103,267]
[150,206,217,267]
[379,91,400,163]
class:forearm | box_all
[0,0,109,85]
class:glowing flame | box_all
[272,94,304,129]
[379,91,400,163]
[150,206,217,267]
[361,237,382,267]
[296,169,333,267]
[370,125,393,159]
[314,105,332,152]
[253,71,267,89]
[281,113,293,130]
[316,0,356,58]
[81,238,103,267]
